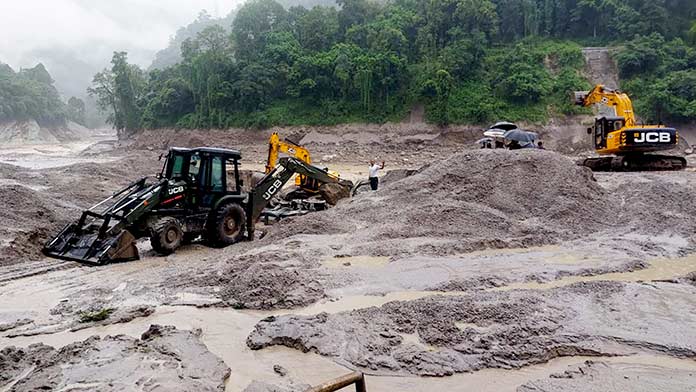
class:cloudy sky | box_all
[0,0,242,97]
[0,0,240,69]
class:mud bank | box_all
[1,324,229,391]
[247,281,696,376]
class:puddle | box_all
[495,254,696,291]
[323,255,390,268]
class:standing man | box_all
[368,160,385,191]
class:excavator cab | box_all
[591,116,625,150]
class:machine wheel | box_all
[208,203,246,247]
[150,217,183,255]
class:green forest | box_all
[85,0,696,132]
[0,63,86,126]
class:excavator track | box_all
[581,154,687,172]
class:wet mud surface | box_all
[519,359,696,392]
[1,324,229,391]
[247,281,696,376]
[2,129,696,391]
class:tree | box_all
[453,0,499,40]
[232,0,288,61]
[89,52,145,138]
[67,97,86,125]
[296,6,340,51]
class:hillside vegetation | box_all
[0,63,86,127]
[87,0,696,135]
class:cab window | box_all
[169,154,185,179]
[189,154,201,181]
[211,156,224,192]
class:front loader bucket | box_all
[42,224,139,266]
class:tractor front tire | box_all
[208,203,246,247]
[150,217,183,255]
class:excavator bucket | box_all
[572,91,589,105]
[42,220,139,265]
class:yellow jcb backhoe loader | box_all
[574,84,686,171]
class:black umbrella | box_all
[503,129,538,143]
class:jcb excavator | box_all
[266,132,341,196]
[42,147,348,265]
[574,84,686,171]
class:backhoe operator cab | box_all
[153,147,248,253]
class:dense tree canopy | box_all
[91,0,696,130]
[0,63,86,126]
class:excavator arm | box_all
[248,157,344,227]
[266,132,312,174]
[574,84,637,126]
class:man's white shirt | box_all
[369,164,381,178]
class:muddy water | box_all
[0,139,117,169]
[4,306,696,392]
[495,254,696,291]
[322,255,390,268]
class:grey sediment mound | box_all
[268,150,612,257]
[518,360,696,392]
[1,325,229,391]
[0,185,76,265]
[247,281,696,376]
[183,252,327,310]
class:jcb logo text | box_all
[634,132,670,143]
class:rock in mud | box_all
[518,360,696,391]
[247,282,696,376]
[1,325,230,391]
[318,181,351,205]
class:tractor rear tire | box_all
[150,217,183,255]
[208,203,246,247]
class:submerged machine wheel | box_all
[150,217,184,255]
[208,203,247,247]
